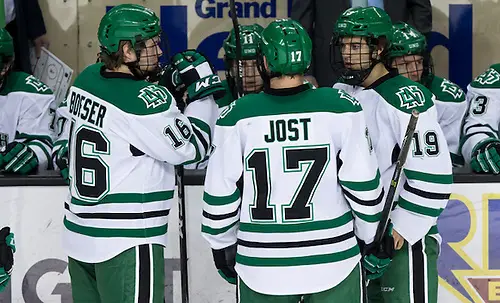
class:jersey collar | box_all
[100,65,140,81]
[364,68,399,90]
[264,83,310,96]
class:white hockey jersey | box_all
[461,64,500,164]
[63,63,218,263]
[202,84,384,295]
[336,70,453,245]
[335,75,467,165]
[0,72,55,170]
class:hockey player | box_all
[221,24,264,103]
[0,227,15,293]
[387,22,467,166]
[202,18,391,302]
[461,64,500,173]
[331,7,453,303]
[63,4,218,303]
[0,28,55,175]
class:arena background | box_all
[0,1,499,302]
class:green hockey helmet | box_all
[98,4,164,80]
[223,24,264,97]
[98,4,161,54]
[388,22,434,85]
[223,24,264,60]
[258,19,312,77]
[0,28,14,86]
[331,6,393,85]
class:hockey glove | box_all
[471,138,500,174]
[0,227,15,293]
[159,64,187,111]
[1,142,38,175]
[169,50,226,103]
[362,224,394,280]
[55,143,69,184]
[212,244,237,284]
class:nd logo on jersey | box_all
[438,190,500,303]
[441,79,464,99]
[475,68,500,86]
[25,75,50,92]
[138,85,169,109]
[396,86,425,109]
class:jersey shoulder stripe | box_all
[217,86,362,127]
[1,72,53,96]
[470,63,500,89]
[373,75,434,114]
[73,63,173,116]
[428,75,465,102]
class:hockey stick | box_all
[229,0,244,98]
[374,109,419,244]
[176,164,190,303]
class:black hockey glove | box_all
[362,224,394,280]
[55,143,69,185]
[169,50,226,103]
[0,227,15,293]
[0,142,38,175]
[212,244,237,285]
[471,138,500,174]
[159,64,187,112]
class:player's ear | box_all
[377,37,389,56]
[263,56,269,72]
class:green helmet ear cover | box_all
[388,22,426,58]
[98,4,161,54]
[258,19,312,76]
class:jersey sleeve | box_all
[201,121,242,249]
[460,86,500,164]
[436,99,467,162]
[337,110,384,245]
[124,93,218,166]
[16,92,56,170]
[51,100,71,169]
[391,108,453,245]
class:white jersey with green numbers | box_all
[202,84,384,296]
[335,75,467,165]
[461,64,500,164]
[338,71,453,246]
[63,63,218,263]
[0,72,55,170]
[426,75,467,165]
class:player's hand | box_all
[471,138,500,174]
[0,227,15,293]
[55,144,69,185]
[168,50,226,103]
[362,224,394,280]
[392,228,405,250]
[211,244,237,284]
[0,142,38,175]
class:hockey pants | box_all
[68,244,165,303]
[368,235,439,303]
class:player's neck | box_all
[270,75,305,89]
[362,63,389,88]
[106,65,134,75]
